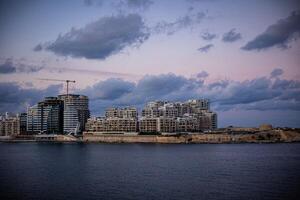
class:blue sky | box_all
[0,0,300,127]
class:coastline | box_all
[1,129,300,144]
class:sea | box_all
[0,143,300,200]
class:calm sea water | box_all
[0,143,300,200]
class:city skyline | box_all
[0,0,300,127]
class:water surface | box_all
[0,143,300,200]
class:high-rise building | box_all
[20,113,27,135]
[58,94,89,134]
[27,97,64,134]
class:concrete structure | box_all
[141,99,217,132]
[105,107,137,119]
[86,99,217,134]
[0,117,20,136]
[83,130,300,143]
[58,94,89,134]
[259,124,273,131]
[139,117,160,133]
[86,107,138,133]
[27,97,64,134]
[85,117,138,133]
[34,134,77,142]
[20,113,27,135]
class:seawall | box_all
[82,130,300,144]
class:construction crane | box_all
[37,78,76,96]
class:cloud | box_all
[197,44,213,52]
[201,32,217,41]
[76,68,300,116]
[196,71,209,78]
[3,68,299,116]
[33,44,42,51]
[0,82,62,113]
[222,28,242,42]
[115,0,153,10]
[242,10,300,51]
[34,10,207,59]
[0,59,16,74]
[270,68,284,78]
[152,11,206,35]
[83,0,103,7]
[0,58,44,74]
[35,14,149,60]
[84,0,93,6]
[80,78,135,100]
[47,67,140,79]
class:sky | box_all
[0,0,299,127]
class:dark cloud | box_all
[33,44,42,51]
[222,28,242,42]
[134,73,188,98]
[0,59,16,74]
[76,68,300,116]
[80,78,135,100]
[242,10,300,51]
[270,68,284,78]
[198,44,213,52]
[196,71,209,78]
[272,79,300,90]
[0,58,44,74]
[35,10,207,60]
[35,14,149,60]
[2,69,299,116]
[0,82,62,113]
[201,32,217,41]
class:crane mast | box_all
[37,78,76,96]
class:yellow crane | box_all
[37,78,76,96]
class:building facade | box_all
[85,99,217,134]
[58,94,90,134]
[27,97,64,134]
[20,113,27,135]
[105,107,137,119]
[141,99,217,132]
[0,117,20,136]
[86,107,138,133]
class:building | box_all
[85,99,217,134]
[58,94,90,134]
[27,97,64,134]
[85,117,138,133]
[141,99,217,132]
[105,107,137,119]
[139,117,159,133]
[159,117,177,133]
[0,117,20,136]
[86,107,138,133]
[20,113,27,135]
